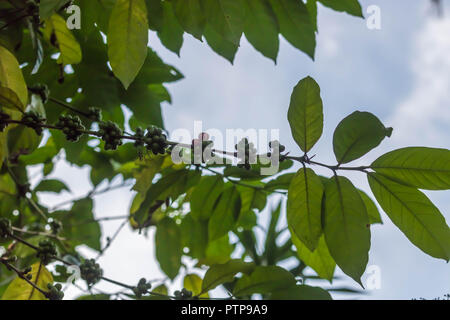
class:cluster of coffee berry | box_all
[46,283,64,300]
[86,107,102,122]
[21,110,46,136]
[144,126,168,155]
[132,278,152,298]
[267,140,286,157]
[174,288,194,300]
[55,114,86,142]
[235,138,257,170]
[37,240,57,265]
[80,259,103,286]
[191,132,214,164]
[0,218,12,239]
[49,219,62,235]
[98,121,123,150]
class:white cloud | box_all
[389,13,450,147]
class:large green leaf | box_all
[323,176,370,285]
[157,1,184,55]
[44,14,82,66]
[204,0,244,45]
[287,168,324,251]
[39,0,71,20]
[201,259,254,293]
[287,76,323,153]
[243,0,279,62]
[171,0,206,40]
[268,0,316,59]
[371,147,450,190]
[181,215,208,259]
[358,189,382,224]
[190,175,224,220]
[0,45,28,108]
[291,232,335,282]
[233,266,296,297]
[271,284,332,300]
[318,0,364,18]
[59,198,101,251]
[0,87,24,113]
[155,218,182,280]
[208,186,241,240]
[333,111,392,164]
[368,173,450,261]
[7,126,41,159]
[108,0,149,89]
[2,263,53,300]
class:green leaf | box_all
[183,274,208,297]
[287,76,323,153]
[108,0,149,89]
[200,234,234,265]
[145,0,164,31]
[306,0,318,32]
[371,147,450,190]
[264,172,295,191]
[318,0,364,18]
[271,284,332,300]
[291,232,336,282]
[7,126,41,159]
[268,0,316,59]
[201,259,255,293]
[171,0,206,40]
[44,14,82,65]
[204,0,244,45]
[39,0,71,20]
[157,1,184,55]
[0,45,28,107]
[358,189,382,224]
[203,22,238,64]
[237,184,267,213]
[76,294,111,300]
[243,0,279,62]
[190,175,224,221]
[368,173,450,261]
[35,179,70,194]
[287,168,324,251]
[181,215,208,259]
[233,266,296,297]
[323,176,370,285]
[208,186,241,241]
[333,111,392,164]
[0,87,24,113]
[2,263,53,300]
[59,198,101,251]
[155,218,182,280]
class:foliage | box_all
[0,0,448,301]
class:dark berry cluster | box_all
[28,83,50,104]
[0,111,10,132]
[56,114,85,142]
[0,218,12,239]
[87,107,102,122]
[132,278,152,298]
[46,283,64,300]
[21,110,46,136]
[174,288,194,300]
[80,259,103,286]
[22,266,33,280]
[49,219,62,235]
[191,132,213,164]
[267,140,286,160]
[98,121,123,150]
[235,138,256,170]
[37,240,57,265]
[144,126,167,155]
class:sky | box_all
[34,0,450,300]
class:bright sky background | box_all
[35,0,450,300]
